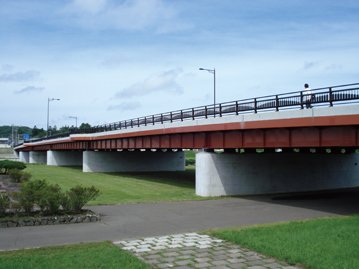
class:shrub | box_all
[185,158,195,166]
[8,169,32,183]
[38,184,63,214]
[0,160,26,174]
[64,185,100,212]
[17,179,49,213]
[0,192,10,216]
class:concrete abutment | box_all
[196,151,359,196]
[19,151,29,163]
[29,151,47,164]
[83,150,185,172]
[47,150,83,166]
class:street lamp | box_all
[47,97,60,136]
[68,116,78,128]
[199,67,216,117]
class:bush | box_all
[38,184,63,214]
[17,179,49,213]
[0,160,26,174]
[185,158,195,166]
[64,185,100,212]
[0,192,10,216]
[8,169,32,183]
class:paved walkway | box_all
[115,233,299,269]
[1,192,359,250]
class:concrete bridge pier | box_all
[19,151,30,163]
[47,150,83,166]
[83,150,185,173]
[29,151,47,164]
[196,151,359,197]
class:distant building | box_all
[0,138,10,148]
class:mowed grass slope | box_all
[0,242,149,269]
[210,215,359,269]
[25,164,203,205]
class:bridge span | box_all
[15,83,359,196]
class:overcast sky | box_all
[1,0,358,129]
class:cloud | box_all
[64,0,189,33]
[115,68,183,98]
[0,70,40,82]
[1,64,14,72]
[14,86,45,94]
[303,61,319,70]
[107,101,142,111]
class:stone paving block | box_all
[195,262,212,268]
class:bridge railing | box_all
[23,83,359,143]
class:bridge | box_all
[15,83,359,196]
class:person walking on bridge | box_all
[304,83,312,108]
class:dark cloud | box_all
[14,86,45,94]
[0,70,40,82]
[115,68,183,98]
[303,61,319,70]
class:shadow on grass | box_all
[51,165,196,189]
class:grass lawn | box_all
[0,242,149,269]
[210,215,359,269]
[25,164,205,205]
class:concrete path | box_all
[1,191,358,251]
[115,233,300,269]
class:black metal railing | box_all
[22,82,359,144]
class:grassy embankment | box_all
[210,215,359,269]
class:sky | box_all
[1,0,358,129]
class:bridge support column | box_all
[47,150,83,166]
[196,151,359,197]
[83,150,185,172]
[29,151,47,164]
[19,151,29,163]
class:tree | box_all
[79,123,91,130]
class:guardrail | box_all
[21,82,359,145]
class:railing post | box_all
[254,98,257,113]
[144,117,147,126]
[300,91,304,109]
[170,112,173,123]
[119,122,122,130]
[275,95,279,111]
[205,106,208,119]
[161,114,163,124]
[219,103,222,117]
[130,120,133,128]
[329,87,333,107]
[181,110,183,121]
[138,118,140,127]
[192,108,195,120]
[213,104,216,118]
[236,101,239,115]
[152,115,155,125]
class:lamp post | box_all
[69,116,78,128]
[47,98,60,136]
[199,67,216,117]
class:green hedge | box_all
[0,160,26,174]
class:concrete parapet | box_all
[29,151,47,164]
[47,150,83,166]
[19,151,29,163]
[83,150,185,172]
[196,151,359,196]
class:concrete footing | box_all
[47,150,83,166]
[196,151,359,196]
[29,151,47,164]
[19,151,29,163]
[83,150,185,172]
